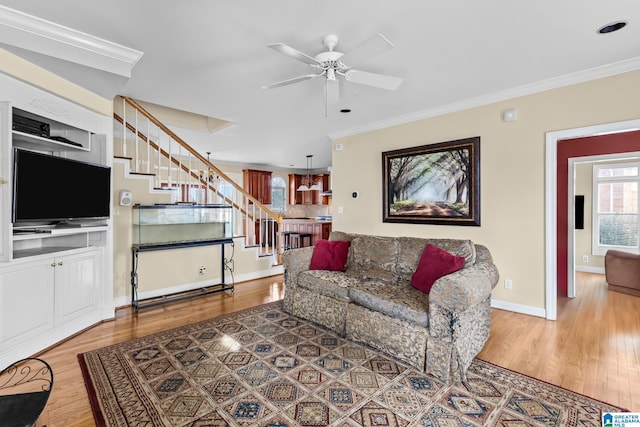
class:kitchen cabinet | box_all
[317,175,330,205]
[288,174,312,205]
[243,169,272,204]
[288,174,330,205]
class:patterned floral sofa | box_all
[282,231,499,383]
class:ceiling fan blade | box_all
[325,78,340,105]
[262,74,321,89]
[339,33,394,68]
[344,69,403,91]
[267,43,322,66]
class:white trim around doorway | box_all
[545,119,640,320]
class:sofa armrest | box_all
[282,246,315,287]
[429,245,499,313]
[429,264,497,311]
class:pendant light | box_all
[297,155,322,191]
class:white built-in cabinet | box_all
[0,73,114,368]
[0,250,98,346]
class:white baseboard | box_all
[113,265,284,308]
[491,298,546,318]
[0,311,104,369]
[575,265,605,274]
[232,265,284,284]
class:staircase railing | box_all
[113,96,282,263]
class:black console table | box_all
[130,238,234,310]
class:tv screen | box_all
[12,149,111,224]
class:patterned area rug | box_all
[79,301,622,426]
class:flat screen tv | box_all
[12,149,111,225]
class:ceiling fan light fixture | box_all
[263,33,402,112]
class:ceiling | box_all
[1,0,639,170]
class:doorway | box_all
[545,120,640,320]
[568,154,640,298]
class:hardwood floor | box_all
[32,272,639,426]
[478,271,640,411]
[33,277,286,427]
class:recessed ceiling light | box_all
[598,21,627,34]
[340,109,351,113]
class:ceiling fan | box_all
[262,33,403,107]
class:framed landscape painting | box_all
[382,136,480,226]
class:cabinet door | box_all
[260,171,272,204]
[0,259,55,349]
[0,102,11,262]
[244,169,272,204]
[322,223,332,240]
[54,251,98,326]
[321,175,330,205]
[311,174,326,205]
[243,169,259,202]
[288,174,300,205]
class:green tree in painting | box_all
[388,147,470,217]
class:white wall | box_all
[0,48,112,115]
[332,70,640,313]
[111,160,283,305]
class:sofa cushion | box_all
[297,270,357,301]
[411,244,466,293]
[345,236,400,283]
[348,280,429,327]
[396,237,476,283]
[310,240,351,271]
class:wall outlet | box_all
[199,266,206,275]
[582,255,589,263]
[504,279,513,289]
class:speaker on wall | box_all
[575,195,584,230]
[119,189,132,206]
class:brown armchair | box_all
[604,249,640,296]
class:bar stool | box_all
[281,231,293,250]
[288,233,301,249]
[292,233,313,248]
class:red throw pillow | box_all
[411,244,466,293]
[309,240,351,271]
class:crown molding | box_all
[0,5,143,77]
[329,56,640,141]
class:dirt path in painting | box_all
[393,201,466,217]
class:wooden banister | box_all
[119,96,281,223]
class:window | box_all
[592,162,639,255]
[271,177,286,212]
